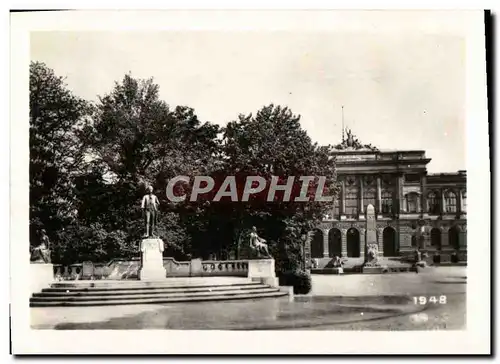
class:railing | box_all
[53,262,111,281]
[201,260,249,277]
[163,258,191,277]
[52,258,250,280]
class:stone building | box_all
[305,129,467,269]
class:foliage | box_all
[215,104,339,263]
[29,65,339,269]
[76,73,220,257]
[52,224,132,264]
[29,61,91,247]
[278,270,312,295]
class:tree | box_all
[81,74,221,256]
[29,62,91,247]
[205,104,339,265]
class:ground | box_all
[31,266,466,330]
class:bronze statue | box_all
[346,129,354,147]
[334,128,379,152]
[141,185,160,238]
[30,229,51,263]
[249,226,272,258]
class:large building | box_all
[306,129,466,268]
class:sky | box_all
[31,30,466,173]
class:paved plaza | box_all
[31,267,466,330]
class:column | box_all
[441,189,446,214]
[376,176,382,215]
[420,174,427,215]
[457,189,463,216]
[395,173,403,215]
[340,180,346,216]
[377,227,384,257]
[459,225,467,249]
[359,176,365,217]
[422,225,430,249]
[322,228,329,258]
[458,225,467,262]
[340,229,347,257]
[440,228,450,262]
[400,224,412,250]
[359,228,366,258]
[303,231,313,270]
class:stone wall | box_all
[53,258,251,280]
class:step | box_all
[35,284,268,297]
[32,287,276,301]
[47,280,254,290]
[30,290,288,307]
[42,282,263,293]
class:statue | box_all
[141,185,160,238]
[249,226,272,259]
[30,229,51,263]
[334,128,379,152]
[364,243,379,266]
[414,248,427,271]
[346,129,354,147]
[332,256,344,268]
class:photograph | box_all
[10,9,490,355]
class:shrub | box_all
[279,270,312,295]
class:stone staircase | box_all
[29,277,288,307]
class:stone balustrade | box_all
[201,260,249,277]
[52,258,251,280]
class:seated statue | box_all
[30,229,51,263]
[249,226,272,259]
[332,256,344,268]
[413,248,427,268]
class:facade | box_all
[305,129,467,268]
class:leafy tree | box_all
[80,74,221,256]
[29,61,91,247]
[30,65,338,267]
[205,104,339,266]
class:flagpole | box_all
[342,105,345,142]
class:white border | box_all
[10,9,490,355]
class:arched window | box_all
[406,193,420,213]
[427,191,440,214]
[381,190,393,214]
[430,228,442,249]
[445,191,457,213]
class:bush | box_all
[53,223,135,264]
[279,270,312,295]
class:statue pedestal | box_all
[30,263,54,293]
[139,238,166,281]
[248,259,278,287]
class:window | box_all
[445,191,457,213]
[462,190,466,212]
[405,174,420,183]
[406,193,419,213]
[381,190,393,214]
[345,188,358,217]
[363,187,376,213]
[427,191,440,214]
